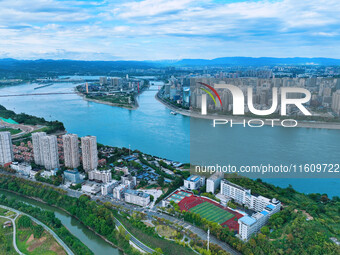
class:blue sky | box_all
[0,0,340,60]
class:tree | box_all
[153,248,163,255]
[157,176,164,187]
[33,225,44,238]
[17,215,32,228]
[261,226,270,235]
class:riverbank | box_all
[0,204,73,255]
[0,188,129,255]
[75,89,140,110]
[156,93,340,130]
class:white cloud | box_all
[0,0,340,60]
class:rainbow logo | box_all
[198,82,223,107]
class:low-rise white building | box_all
[206,172,223,193]
[88,170,112,183]
[113,184,128,200]
[124,189,150,207]
[220,179,251,205]
[220,180,281,213]
[10,162,32,176]
[101,180,119,196]
[115,166,129,175]
[184,175,206,190]
[238,216,257,241]
[41,169,58,178]
[81,183,101,194]
[121,174,137,189]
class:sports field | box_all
[189,202,234,224]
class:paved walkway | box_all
[0,214,24,255]
[0,205,74,255]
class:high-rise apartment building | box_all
[32,132,47,165]
[62,134,80,169]
[332,90,340,115]
[0,131,14,166]
[81,136,98,172]
[41,135,59,170]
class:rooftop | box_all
[266,204,275,210]
[187,175,200,182]
[239,216,257,226]
[125,189,150,198]
[222,179,250,192]
[260,210,269,216]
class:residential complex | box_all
[0,131,13,166]
[62,134,80,169]
[41,135,59,170]
[32,132,47,165]
[32,132,59,170]
[81,136,98,172]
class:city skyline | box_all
[1,0,340,60]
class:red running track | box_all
[178,194,243,233]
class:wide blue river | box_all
[0,80,339,197]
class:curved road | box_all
[0,214,24,255]
[113,217,155,254]
[0,205,74,255]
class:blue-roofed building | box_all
[260,210,269,216]
[184,175,206,190]
[238,216,257,241]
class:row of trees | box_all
[0,174,142,255]
[0,196,93,255]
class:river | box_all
[0,80,339,197]
[0,189,121,254]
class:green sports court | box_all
[189,202,234,224]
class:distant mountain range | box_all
[1,57,340,77]
[152,57,340,66]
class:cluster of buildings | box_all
[0,131,14,167]
[31,132,98,172]
[219,179,281,241]
[160,74,340,117]
[78,75,145,95]
[0,130,153,208]
[180,173,281,241]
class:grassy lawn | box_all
[189,202,234,224]
[0,207,8,216]
[16,217,66,255]
[114,213,196,255]
[0,128,21,135]
[0,218,17,255]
